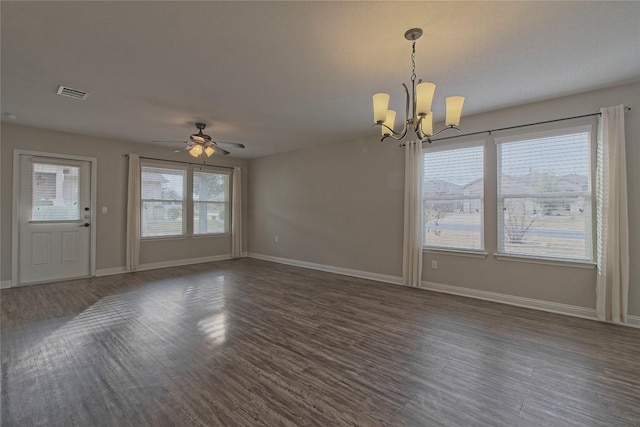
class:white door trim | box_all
[12,150,97,287]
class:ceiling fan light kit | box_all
[170,123,245,158]
[372,28,465,143]
[188,123,216,157]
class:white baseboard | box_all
[247,253,403,286]
[421,280,598,321]
[1,280,12,289]
[95,266,128,277]
[95,254,234,277]
[135,254,233,272]
[627,315,640,329]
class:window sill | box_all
[423,248,488,259]
[192,233,231,239]
[494,253,596,269]
[141,235,187,242]
[141,233,231,242]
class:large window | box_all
[141,163,231,238]
[497,127,592,261]
[141,166,186,237]
[423,143,484,251]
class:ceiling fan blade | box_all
[153,140,186,143]
[217,147,231,156]
[173,145,191,153]
[217,141,245,149]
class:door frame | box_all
[12,149,97,287]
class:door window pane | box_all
[31,163,80,221]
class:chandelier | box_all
[372,28,464,142]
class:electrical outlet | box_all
[431,260,438,269]
[275,236,279,243]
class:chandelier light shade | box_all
[415,82,436,116]
[372,93,391,124]
[372,28,465,142]
[445,96,465,127]
[382,110,396,136]
[422,113,433,136]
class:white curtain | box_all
[596,105,629,323]
[231,166,243,258]
[126,154,141,271]
[403,140,423,286]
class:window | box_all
[497,127,592,261]
[193,171,230,235]
[140,163,231,238]
[423,143,484,251]
[141,166,186,237]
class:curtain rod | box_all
[125,154,235,170]
[405,106,631,145]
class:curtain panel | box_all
[231,166,243,258]
[403,140,423,286]
[596,105,629,323]
[126,154,141,271]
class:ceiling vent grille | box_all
[56,85,89,100]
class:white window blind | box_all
[141,166,186,237]
[423,144,484,251]
[497,128,592,261]
[193,171,230,235]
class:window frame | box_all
[139,161,232,240]
[422,140,486,253]
[495,125,595,262]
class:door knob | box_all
[79,223,90,227]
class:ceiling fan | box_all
[165,123,245,157]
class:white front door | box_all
[18,155,92,285]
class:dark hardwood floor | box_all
[2,258,639,426]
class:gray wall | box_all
[1,124,249,281]
[248,82,640,315]
[249,134,405,276]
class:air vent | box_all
[56,85,89,100]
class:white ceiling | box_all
[2,1,639,159]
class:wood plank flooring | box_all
[2,258,639,426]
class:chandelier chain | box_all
[411,40,416,83]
